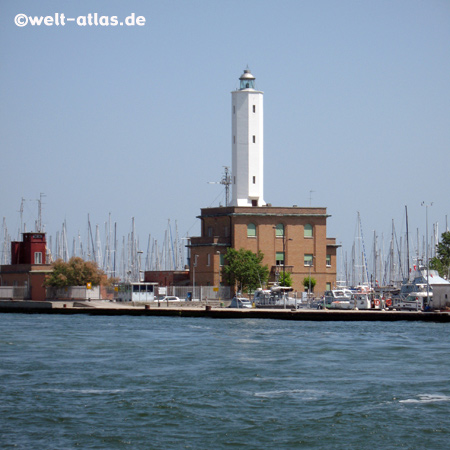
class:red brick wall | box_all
[11,233,47,265]
[144,270,190,286]
[190,206,338,294]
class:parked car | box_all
[160,296,182,302]
[228,297,252,309]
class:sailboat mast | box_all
[88,214,96,263]
[113,222,117,278]
[373,231,377,286]
[19,197,25,239]
[405,205,410,279]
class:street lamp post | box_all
[282,236,293,286]
[308,255,316,299]
[273,226,292,287]
[216,250,221,285]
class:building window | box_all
[253,176,256,184]
[253,105,256,113]
[253,135,256,143]
[304,224,313,238]
[276,252,285,266]
[247,223,256,237]
[207,254,211,266]
[220,254,225,266]
[304,254,314,266]
[34,252,42,264]
[207,227,213,237]
[233,105,235,114]
[326,282,331,291]
[326,254,331,267]
[275,223,284,237]
[224,226,229,237]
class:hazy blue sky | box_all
[1,0,449,266]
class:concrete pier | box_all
[1,300,450,322]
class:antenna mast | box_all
[37,193,46,232]
[18,198,25,239]
[208,166,232,206]
[309,190,315,207]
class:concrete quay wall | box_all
[0,300,53,310]
[1,301,450,322]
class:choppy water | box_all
[1,314,449,449]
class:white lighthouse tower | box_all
[231,69,265,207]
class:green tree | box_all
[278,271,293,287]
[430,231,450,278]
[302,276,316,292]
[223,248,269,294]
[44,257,106,287]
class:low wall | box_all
[0,300,52,309]
[0,286,29,300]
[46,286,101,300]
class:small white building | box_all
[231,69,265,207]
[115,282,157,302]
[432,284,450,310]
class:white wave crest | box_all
[254,389,321,399]
[399,394,450,404]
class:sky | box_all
[1,0,449,271]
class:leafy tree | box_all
[302,276,316,292]
[430,257,444,276]
[223,248,269,294]
[278,271,293,287]
[44,257,106,287]
[430,231,450,278]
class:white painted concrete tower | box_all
[231,69,265,207]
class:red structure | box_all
[144,270,190,287]
[11,233,47,265]
[0,233,51,301]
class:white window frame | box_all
[34,252,42,264]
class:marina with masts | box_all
[1,197,448,294]
[1,198,188,283]
[338,208,448,291]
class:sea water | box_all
[1,314,449,449]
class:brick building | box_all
[11,232,47,265]
[188,205,338,294]
[0,233,52,301]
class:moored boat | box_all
[323,289,353,309]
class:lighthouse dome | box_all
[239,69,255,89]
